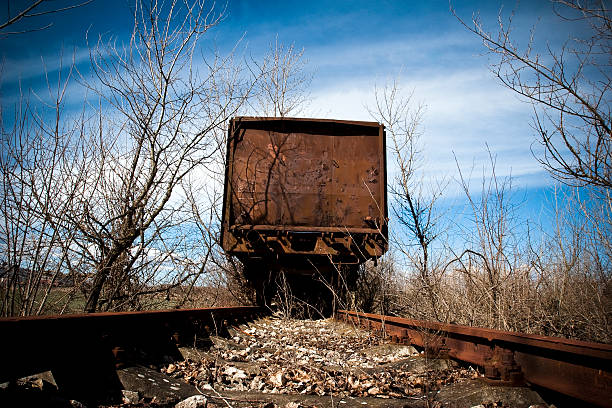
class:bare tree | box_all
[0,0,92,36]
[448,149,527,330]
[446,0,611,341]
[70,0,256,312]
[454,0,611,190]
[0,59,90,316]
[249,37,311,117]
[368,79,447,321]
[0,0,257,315]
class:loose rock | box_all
[121,390,140,404]
[175,394,207,408]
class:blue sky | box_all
[0,0,582,237]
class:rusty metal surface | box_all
[337,310,612,407]
[0,306,264,400]
[221,117,388,264]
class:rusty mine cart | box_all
[221,117,388,313]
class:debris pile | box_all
[163,317,477,400]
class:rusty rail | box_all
[0,306,265,402]
[337,310,612,407]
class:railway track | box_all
[0,306,265,403]
[0,307,610,406]
[336,310,612,407]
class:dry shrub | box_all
[391,185,611,344]
[349,256,405,315]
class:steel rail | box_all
[0,306,265,401]
[337,310,612,408]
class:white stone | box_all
[175,395,207,408]
[121,390,139,404]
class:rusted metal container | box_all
[221,117,388,267]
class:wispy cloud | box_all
[303,33,550,195]
[0,47,91,85]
